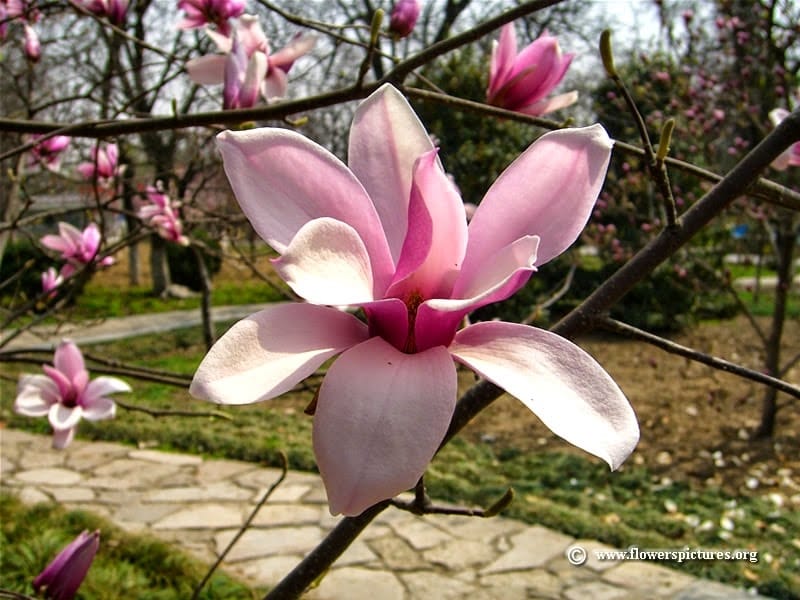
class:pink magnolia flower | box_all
[137,186,190,245]
[177,0,244,36]
[80,0,128,26]
[41,222,107,265]
[14,340,130,448]
[222,26,266,109]
[76,142,121,185]
[191,84,639,516]
[768,108,800,169]
[23,22,39,60]
[41,267,64,295]
[29,134,70,169]
[33,529,100,600]
[186,14,315,103]
[388,0,420,38]
[487,24,578,117]
[41,222,115,275]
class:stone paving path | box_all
[2,303,267,351]
[1,429,765,599]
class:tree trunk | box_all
[128,241,140,286]
[149,234,171,296]
[754,214,797,438]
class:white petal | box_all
[48,403,83,431]
[272,218,375,304]
[314,337,456,516]
[449,321,639,469]
[190,303,369,405]
[14,375,58,416]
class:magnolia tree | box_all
[1,0,799,598]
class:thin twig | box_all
[391,487,514,518]
[404,87,800,211]
[600,318,800,401]
[523,262,576,325]
[192,453,288,600]
[116,399,233,420]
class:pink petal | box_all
[60,222,85,247]
[216,128,394,293]
[76,163,97,180]
[190,303,369,405]
[488,24,517,100]
[269,32,316,70]
[262,65,288,100]
[53,340,86,383]
[518,90,579,117]
[362,297,409,352]
[462,125,613,279]
[239,50,268,107]
[771,149,792,171]
[207,27,233,53]
[387,149,468,300]
[14,375,59,416]
[272,218,375,304]
[449,321,639,469]
[80,223,102,259]
[41,234,74,255]
[237,14,268,56]
[412,235,540,352]
[49,403,83,431]
[453,235,539,301]
[186,54,227,85]
[769,108,789,128]
[313,337,457,516]
[84,376,130,403]
[43,364,72,400]
[348,84,434,262]
[80,396,117,421]
[52,427,76,449]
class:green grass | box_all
[2,327,799,598]
[0,493,258,599]
[67,279,283,319]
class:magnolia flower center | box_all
[401,290,425,354]
[62,385,79,408]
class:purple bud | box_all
[388,0,420,38]
[33,530,100,600]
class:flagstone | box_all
[129,449,203,465]
[195,459,255,482]
[306,567,404,600]
[18,450,65,469]
[153,504,244,530]
[44,486,95,502]
[249,503,321,527]
[480,526,574,574]
[143,482,252,503]
[15,467,82,486]
[214,525,326,561]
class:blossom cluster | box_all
[137,185,190,246]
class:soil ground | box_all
[103,245,800,504]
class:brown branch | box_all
[391,487,514,518]
[115,400,233,420]
[600,318,800,401]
